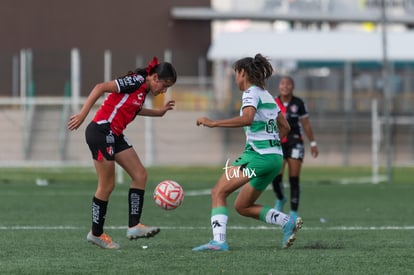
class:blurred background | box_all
[0,0,413,179]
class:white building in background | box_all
[170,0,414,170]
[211,0,414,37]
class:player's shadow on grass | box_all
[302,241,344,250]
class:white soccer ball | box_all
[153,180,184,210]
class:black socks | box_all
[91,197,108,236]
[128,188,145,227]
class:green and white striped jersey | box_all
[240,86,282,155]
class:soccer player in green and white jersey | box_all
[193,54,303,251]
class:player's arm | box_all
[138,100,175,117]
[301,116,318,158]
[277,111,290,140]
[196,106,255,128]
[67,80,117,130]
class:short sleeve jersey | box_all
[275,95,309,142]
[93,73,147,135]
[241,86,283,155]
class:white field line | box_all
[0,189,213,197]
[0,225,413,231]
[0,190,210,197]
[3,173,389,197]
[2,181,411,231]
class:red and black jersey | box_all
[275,95,309,143]
[93,73,147,135]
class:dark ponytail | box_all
[233,53,273,89]
[123,62,177,85]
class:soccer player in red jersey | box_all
[271,76,318,220]
[68,57,177,249]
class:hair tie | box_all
[146,56,160,74]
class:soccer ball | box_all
[153,180,184,210]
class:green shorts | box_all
[232,150,283,191]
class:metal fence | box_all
[0,49,413,169]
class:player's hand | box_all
[311,146,319,158]
[196,117,215,127]
[67,114,85,131]
[163,100,175,111]
[158,100,175,116]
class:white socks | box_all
[211,214,228,243]
[265,209,290,227]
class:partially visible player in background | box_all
[271,76,318,220]
[193,54,303,252]
[67,57,177,249]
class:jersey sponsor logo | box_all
[119,75,144,88]
[132,92,145,106]
[243,96,254,104]
[116,74,145,93]
[290,104,298,113]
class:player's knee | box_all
[96,182,115,199]
[138,168,148,182]
[210,186,220,198]
[234,204,245,216]
[130,167,147,186]
[211,185,230,200]
[234,202,250,217]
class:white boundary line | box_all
[0,225,413,231]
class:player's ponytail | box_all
[121,58,177,85]
[233,53,273,89]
